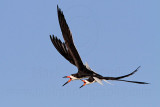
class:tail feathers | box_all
[116,79,149,84]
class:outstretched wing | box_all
[50,35,75,66]
[115,79,149,84]
[102,66,141,80]
[57,5,84,70]
[101,66,149,84]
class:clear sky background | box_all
[0,0,160,107]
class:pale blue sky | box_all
[0,0,160,107]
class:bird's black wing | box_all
[115,79,149,84]
[50,35,75,66]
[57,5,84,70]
[100,66,140,80]
[101,66,149,84]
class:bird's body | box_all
[50,5,149,88]
[62,63,102,86]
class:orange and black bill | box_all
[62,76,72,86]
[80,80,86,88]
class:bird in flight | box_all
[50,5,149,88]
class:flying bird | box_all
[50,5,149,88]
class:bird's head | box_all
[62,76,72,86]
[80,80,88,88]
[62,75,77,86]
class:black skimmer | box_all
[50,5,149,87]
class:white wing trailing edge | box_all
[85,62,91,70]
[93,77,103,85]
[85,62,98,73]
[103,80,113,85]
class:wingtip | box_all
[57,5,64,16]
[57,5,61,12]
[49,35,52,40]
[141,82,150,84]
[136,66,141,71]
[50,34,54,38]
[50,35,57,41]
[143,81,150,84]
[57,5,59,11]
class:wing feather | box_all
[57,5,84,70]
[93,77,103,85]
[50,35,75,66]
